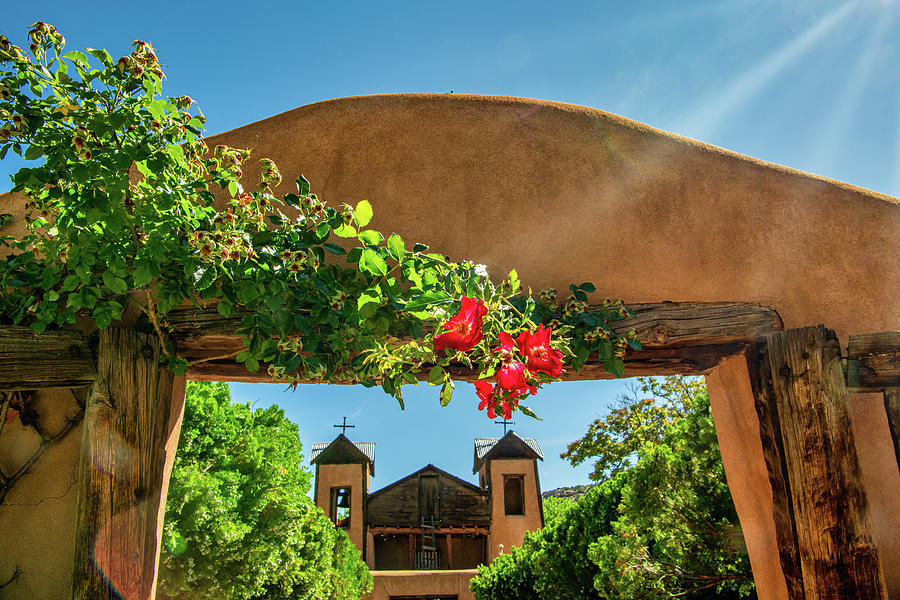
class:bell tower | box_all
[310,429,375,558]
[473,430,544,559]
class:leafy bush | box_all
[157,382,372,600]
[471,377,755,600]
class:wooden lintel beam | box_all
[172,302,781,382]
[0,326,96,390]
[847,331,900,391]
[0,302,783,388]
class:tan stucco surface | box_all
[706,355,789,600]
[0,389,83,600]
[485,458,542,560]
[847,393,900,597]
[366,569,476,600]
[314,462,369,552]
[195,93,899,344]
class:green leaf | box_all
[439,380,454,406]
[315,222,331,239]
[333,223,357,238]
[357,229,383,246]
[102,271,128,295]
[347,247,363,263]
[579,282,597,293]
[63,50,90,66]
[245,357,260,372]
[357,288,382,319]
[387,234,406,261]
[296,175,310,196]
[428,366,444,385]
[62,275,80,292]
[193,264,217,291]
[86,48,113,67]
[404,290,452,313]
[354,200,373,227]
[412,243,429,253]
[518,405,543,420]
[508,269,520,294]
[133,266,153,288]
[359,249,388,277]
[217,299,234,317]
[604,357,626,378]
[323,243,346,255]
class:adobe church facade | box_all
[310,430,545,599]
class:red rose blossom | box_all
[517,324,564,378]
[433,297,488,352]
[475,380,497,418]
[494,332,529,394]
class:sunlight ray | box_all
[808,10,893,173]
[678,0,860,141]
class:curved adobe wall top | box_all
[205,94,898,342]
[2,93,897,341]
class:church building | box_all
[310,428,545,600]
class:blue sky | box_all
[3,1,899,492]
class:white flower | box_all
[475,263,488,277]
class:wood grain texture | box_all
[763,326,887,599]
[746,343,804,600]
[167,302,781,382]
[70,328,179,600]
[847,332,900,391]
[0,327,95,390]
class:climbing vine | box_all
[0,24,638,419]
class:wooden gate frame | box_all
[1,301,897,599]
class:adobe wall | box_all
[485,457,542,560]
[0,388,84,600]
[3,93,897,343]
[194,93,899,344]
[366,569,476,600]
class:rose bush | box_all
[0,24,639,420]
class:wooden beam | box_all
[168,302,781,382]
[885,388,900,470]
[756,326,887,599]
[0,327,95,390]
[446,532,453,570]
[369,525,489,536]
[847,332,900,391]
[70,328,185,600]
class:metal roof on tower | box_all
[473,431,543,473]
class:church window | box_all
[503,475,524,515]
[330,486,351,528]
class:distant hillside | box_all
[542,484,595,501]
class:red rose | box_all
[433,297,488,352]
[494,332,529,393]
[475,380,496,418]
[516,324,563,378]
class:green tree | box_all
[471,377,755,599]
[470,477,625,600]
[158,382,372,600]
[586,379,754,599]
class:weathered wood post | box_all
[749,326,888,599]
[70,328,186,600]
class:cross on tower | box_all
[494,418,515,435]
[334,416,356,436]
